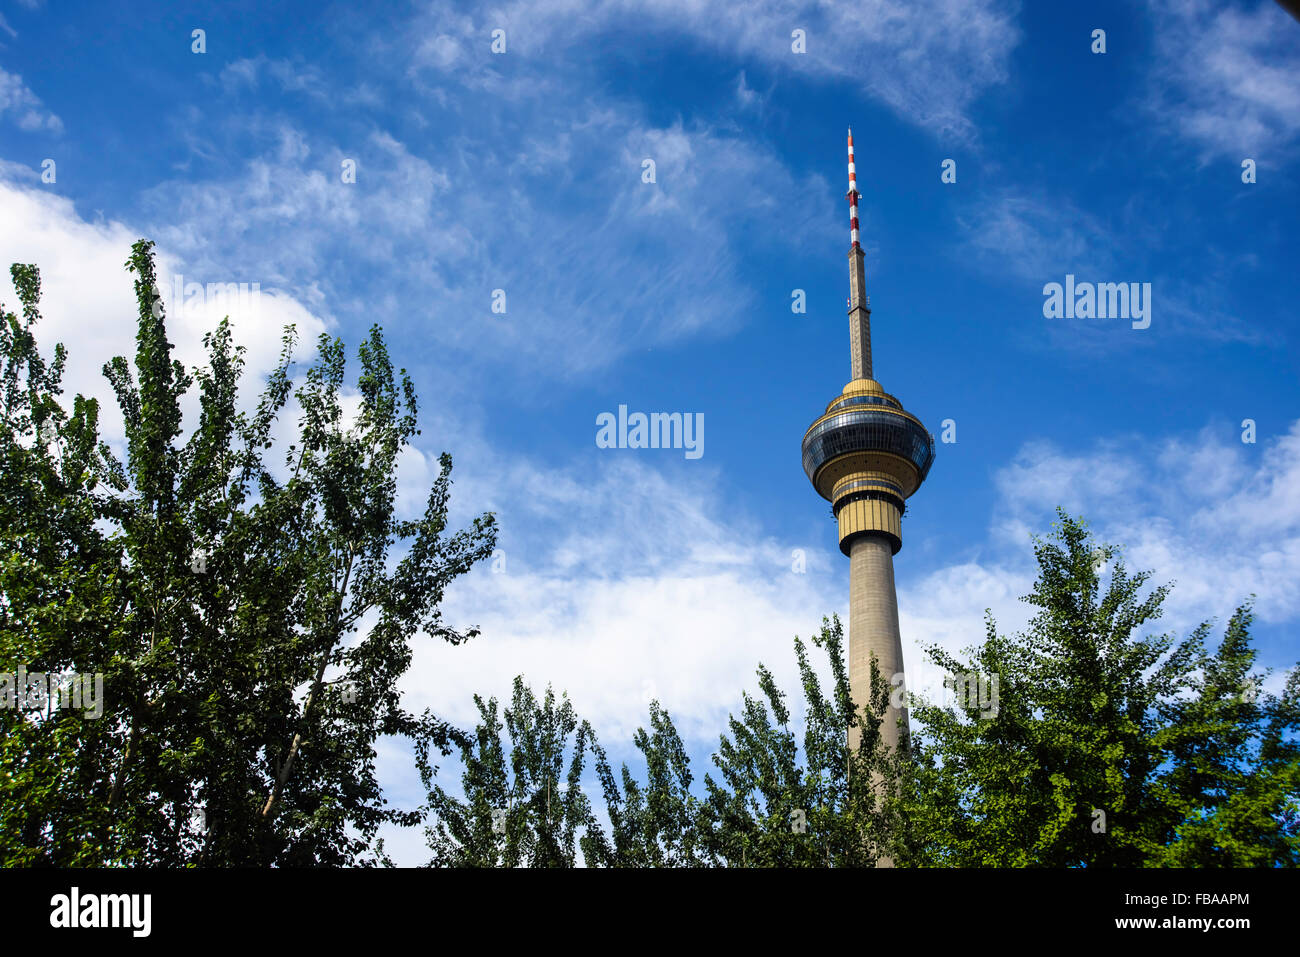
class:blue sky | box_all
[2,0,1298,863]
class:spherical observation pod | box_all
[801,404,936,503]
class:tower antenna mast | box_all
[846,129,872,380]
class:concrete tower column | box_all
[848,535,907,755]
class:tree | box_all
[895,510,1300,867]
[0,262,122,865]
[1151,605,1300,866]
[699,616,902,867]
[426,618,904,867]
[425,676,605,867]
[0,242,496,866]
[590,698,710,867]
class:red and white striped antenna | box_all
[847,127,861,250]
[844,127,872,377]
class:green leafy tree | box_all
[424,676,701,867]
[428,618,904,867]
[426,682,727,867]
[0,263,123,865]
[895,511,1299,867]
[0,243,496,866]
[1150,605,1300,866]
[425,676,604,867]
[700,616,901,867]
[589,699,710,866]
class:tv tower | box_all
[801,129,936,756]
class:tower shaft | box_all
[848,536,907,756]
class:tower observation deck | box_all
[800,130,935,762]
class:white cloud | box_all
[0,66,61,133]
[959,189,1112,283]
[735,70,761,111]
[133,112,829,378]
[994,419,1300,630]
[1146,0,1300,160]
[0,166,329,442]
[956,187,1267,346]
[414,34,463,71]
[409,0,1021,140]
[141,126,453,284]
[403,454,840,744]
[217,56,336,101]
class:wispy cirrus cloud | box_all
[0,66,61,132]
[1145,0,1300,161]
[958,188,1114,283]
[134,104,831,379]
[215,55,384,107]
[956,186,1268,346]
[405,0,1022,140]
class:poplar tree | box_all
[0,242,496,866]
[425,677,605,867]
[426,620,904,867]
[698,617,902,866]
